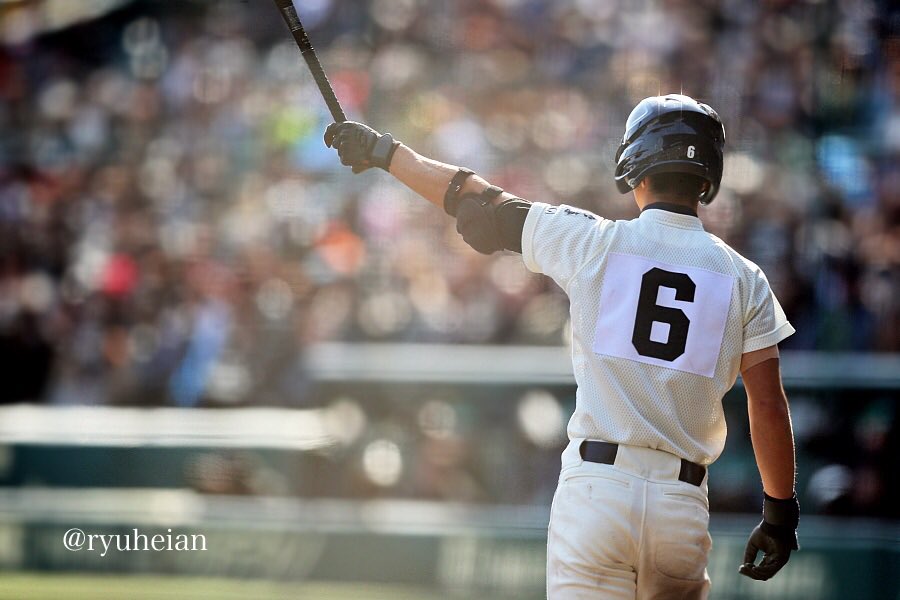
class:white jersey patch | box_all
[592,253,734,378]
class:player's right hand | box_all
[324,121,377,173]
[324,121,398,174]
[739,493,799,581]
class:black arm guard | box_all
[455,186,530,255]
[443,168,475,216]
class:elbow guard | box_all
[456,187,529,255]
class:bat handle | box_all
[301,51,347,123]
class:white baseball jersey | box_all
[521,202,794,465]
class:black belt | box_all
[579,441,706,487]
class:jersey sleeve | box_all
[521,202,609,291]
[742,266,795,353]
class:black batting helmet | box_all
[614,94,725,204]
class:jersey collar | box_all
[639,202,704,230]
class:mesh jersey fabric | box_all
[521,202,794,465]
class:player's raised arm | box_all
[324,121,529,254]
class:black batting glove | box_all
[739,493,799,581]
[324,121,399,174]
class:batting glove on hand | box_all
[324,121,399,174]
[739,493,799,581]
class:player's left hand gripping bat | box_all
[272,0,347,123]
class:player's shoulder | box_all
[527,202,612,240]
[703,231,769,285]
[531,202,604,222]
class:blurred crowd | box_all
[0,0,898,410]
[181,385,900,517]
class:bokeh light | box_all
[362,439,404,487]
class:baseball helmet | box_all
[614,94,725,204]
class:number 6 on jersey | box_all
[632,268,695,361]
[593,253,734,378]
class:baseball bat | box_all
[271,0,347,123]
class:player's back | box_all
[522,202,794,465]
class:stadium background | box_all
[0,0,898,597]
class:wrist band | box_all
[443,168,475,216]
[371,133,400,171]
[763,493,799,528]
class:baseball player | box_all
[324,93,799,599]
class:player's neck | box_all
[634,185,697,210]
[634,190,699,217]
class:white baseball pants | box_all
[547,439,712,599]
